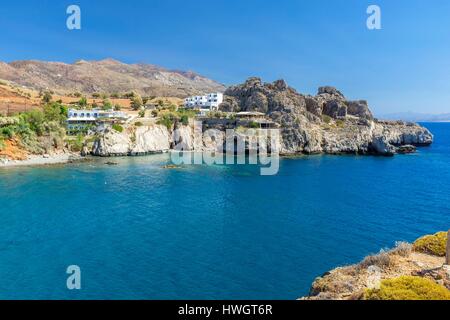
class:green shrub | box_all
[67,135,84,152]
[43,102,67,123]
[135,122,143,127]
[138,109,146,118]
[1,126,14,139]
[248,121,260,129]
[322,115,332,124]
[157,114,175,130]
[102,99,113,110]
[23,109,45,136]
[365,276,450,300]
[131,94,143,111]
[78,97,88,107]
[112,124,124,133]
[336,119,345,128]
[123,91,137,99]
[413,232,447,256]
[180,115,189,126]
[41,91,53,104]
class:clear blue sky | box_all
[1,0,450,115]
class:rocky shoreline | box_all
[90,78,433,157]
[0,77,435,164]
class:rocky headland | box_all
[91,78,433,157]
[220,78,432,155]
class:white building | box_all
[67,109,129,134]
[184,92,223,110]
[68,109,128,121]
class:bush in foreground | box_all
[365,276,450,300]
[359,250,392,270]
[413,231,447,256]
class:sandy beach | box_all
[0,152,83,168]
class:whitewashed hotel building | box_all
[184,92,223,110]
[66,109,129,134]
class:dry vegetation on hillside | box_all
[303,231,450,300]
[0,59,225,97]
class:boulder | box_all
[92,129,131,156]
[322,100,347,119]
[318,86,345,98]
[346,100,374,120]
[371,135,396,156]
[305,96,322,117]
[396,145,417,154]
[219,96,240,112]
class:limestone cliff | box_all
[92,124,172,156]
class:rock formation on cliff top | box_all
[219,77,433,155]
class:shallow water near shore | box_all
[0,123,448,299]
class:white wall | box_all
[184,92,223,110]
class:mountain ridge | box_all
[0,58,225,98]
[378,112,450,122]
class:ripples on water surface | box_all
[0,123,449,299]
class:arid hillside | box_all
[0,80,183,116]
[0,58,225,97]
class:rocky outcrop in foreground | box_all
[302,232,450,300]
[220,78,433,156]
[92,78,433,157]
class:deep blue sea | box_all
[0,123,449,299]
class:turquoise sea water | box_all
[0,123,449,299]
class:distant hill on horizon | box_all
[0,58,225,98]
[377,111,450,122]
